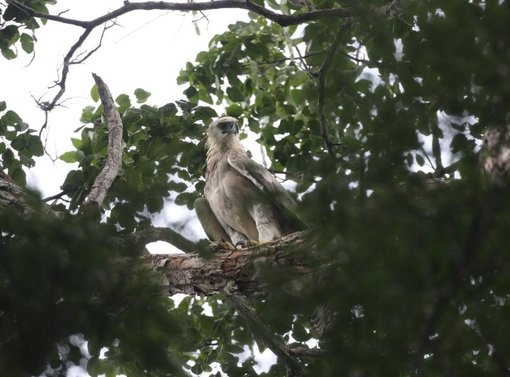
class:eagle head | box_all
[207,116,240,149]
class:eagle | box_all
[195,116,305,247]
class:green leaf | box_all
[168,181,188,193]
[14,122,29,132]
[8,161,26,186]
[134,88,151,103]
[225,104,243,117]
[1,48,16,60]
[59,151,78,163]
[3,5,29,22]
[0,101,6,112]
[416,154,425,167]
[115,94,131,113]
[27,135,43,156]
[158,103,178,117]
[71,138,82,149]
[226,87,245,102]
[193,106,218,121]
[1,110,22,126]
[20,33,34,54]
[175,192,195,207]
[91,84,99,102]
[0,25,20,45]
[80,106,96,123]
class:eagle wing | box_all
[194,197,233,243]
[226,153,306,233]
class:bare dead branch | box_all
[40,28,93,112]
[73,22,112,65]
[82,74,124,208]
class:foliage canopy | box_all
[1,0,510,376]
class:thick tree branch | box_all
[83,74,124,208]
[147,231,311,296]
[0,170,28,214]
[481,124,510,186]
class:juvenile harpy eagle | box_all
[195,116,304,247]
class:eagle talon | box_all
[208,240,236,251]
[234,239,259,249]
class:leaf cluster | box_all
[59,88,216,226]
[0,0,54,59]
[0,208,182,377]
[0,102,43,184]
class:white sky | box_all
[1,0,250,245]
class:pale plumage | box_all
[196,116,304,246]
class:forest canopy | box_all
[1,0,510,376]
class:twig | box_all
[419,145,436,171]
[72,22,112,65]
[227,295,306,376]
[254,51,325,67]
[43,191,68,203]
[294,45,317,77]
[431,124,444,173]
[317,24,348,156]
[340,50,370,65]
[411,203,493,376]
[82,73,124,208]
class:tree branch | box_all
[147,231,311,296]
[37,28,93,114]
[481,124,510,186]
[227,296,307,376]
[6,0,353,29]
[83,74,124,208]
[5,0,399,124]
[317,24,347,156]
[124,226,198,254]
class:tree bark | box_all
[83,73,124,208]
[481,124,510,186]
[147,231,311,296]
[0,168,312,296]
